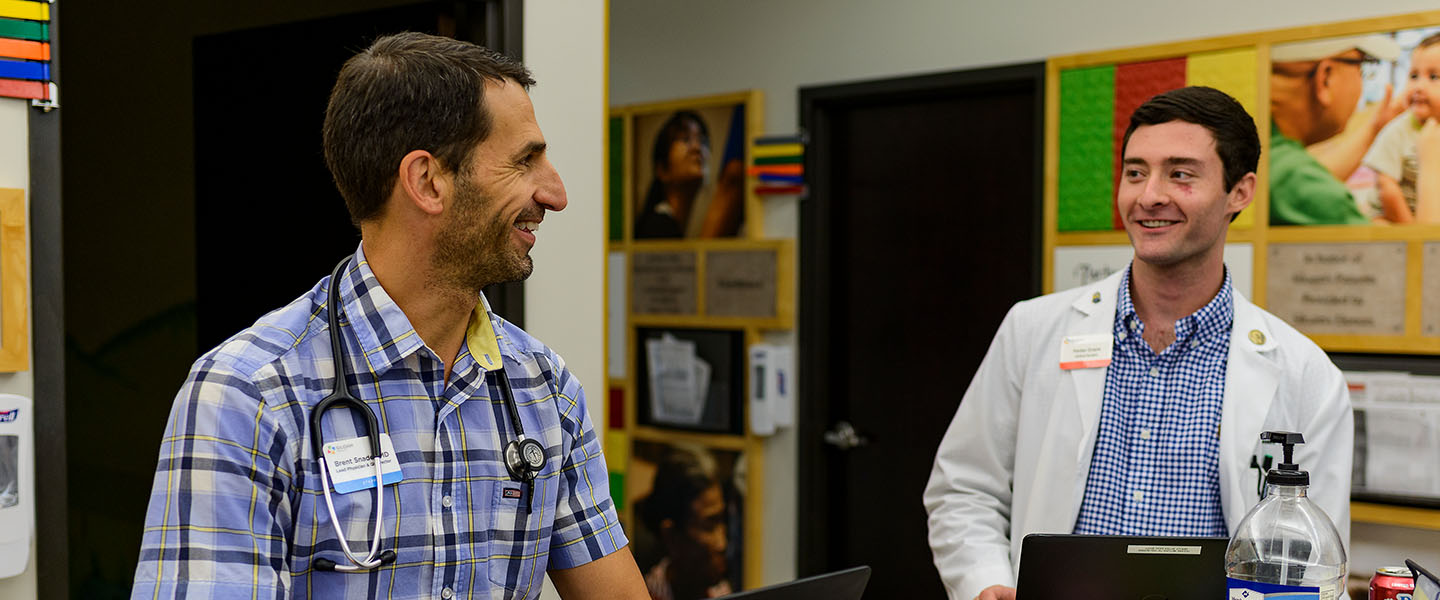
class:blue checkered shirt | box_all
[1072,267,1232,537]
[133,244,626,599]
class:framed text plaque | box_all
[1266,242,1406,336]
[704,249,777,318]
[631,251,698,315]
[1424,244,1440,337]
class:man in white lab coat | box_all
[923,86,1352,600]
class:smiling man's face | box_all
[1117,120,1252,270]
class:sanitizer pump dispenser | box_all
[1224,431,1347,600]
[0,394,33,579]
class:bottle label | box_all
[1226,577,1330,599]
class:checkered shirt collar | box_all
[1115,264,1235,347]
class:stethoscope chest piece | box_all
[505,437,546,482]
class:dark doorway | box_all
[797,63,1045,597]
[194,2,525,351]
[60,3,521,598]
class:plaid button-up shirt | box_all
[133,244,625,599]
[1073,266,1232,537]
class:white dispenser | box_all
[0,393,32,579]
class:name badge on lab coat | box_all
[1059,334,1113,370]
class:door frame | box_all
[795,62,1046,576]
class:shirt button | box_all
[1148,366,1160,377]
[442,495,453,508]
[1133,490,1144,502]
[442,587,454,599]
[1117,331,1127,340]
[1140,429,1151,440]
[1190,339,1201,348]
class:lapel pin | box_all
[1248,330,1266,345]
[1092,292,1101,304]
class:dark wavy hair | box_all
[1121,86,1260,193]
[322,32,534,226]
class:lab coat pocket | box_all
[487,483,546,595]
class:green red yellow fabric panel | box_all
[1057,48,1258,231]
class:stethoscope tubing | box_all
[318,453,387,570]
[311,256,540,572]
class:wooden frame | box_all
[1044,10,1440,355]
[613,91,765,242]
[0,189,26,372]
[605,91,784,590]
[1044,10,1440,524]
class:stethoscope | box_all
[310,257,547,572]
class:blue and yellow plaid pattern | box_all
[1073,266,1232,537]
[133,244,626,599]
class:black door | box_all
[194,2,524,351]
[798,63,1045,598]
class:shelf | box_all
[1351,501,1440,531]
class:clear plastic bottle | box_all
[1225,432,1347,600]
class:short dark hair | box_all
[1418,32,1440,51]
[323,32,535,225]
[1121,86,1260,193]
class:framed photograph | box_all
[1270,27,1440,226]
[614,92,761,241]
[0,189,26,372]
[635,327,744,434]
[624,439,745,599]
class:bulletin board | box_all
[1045,9,1440,356]
[605,90,796,591]
[1046,10,1440,525]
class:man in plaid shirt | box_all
[132,32,646,599]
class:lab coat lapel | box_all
[1219,292,1281,526]
[1066,272,1123,460]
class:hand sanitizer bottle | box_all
[1224,431,1347,599]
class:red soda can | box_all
[1371,566,1416,600]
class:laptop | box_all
[716,565,871,600]
[1016,534,1229,599]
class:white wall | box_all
[525,0,607,430]
[611,0,1440,586]
[0,98,36,599]
[524,0,607,595]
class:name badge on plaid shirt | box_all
[1059,334,1113,370]
[323,433,405,494]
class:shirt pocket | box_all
[487,482,546,596]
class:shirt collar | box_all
[1115,263,1235,346]
[331,243,426,377]
[335,243,509,378]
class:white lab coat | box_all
[923,270,1353,600]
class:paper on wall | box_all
[646,334,707,426]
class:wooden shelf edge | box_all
[1351,501,1440,531]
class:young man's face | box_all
[432,79,568,292]
[1408,45,1440,122]
[1116,120,1253,271]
